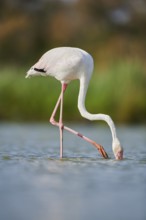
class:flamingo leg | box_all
[50,83,108,159]
[50,83,67,158]
[63,126,108,159]
[59,83,66,158]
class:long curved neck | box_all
[78,77,117,141]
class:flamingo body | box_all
[26,47,123,160]
[26,47,93,84]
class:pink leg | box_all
[63,126,108,159]
[50,83,67,158]
[50,83,108,159]
[59,83,66,158]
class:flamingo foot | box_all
[93,142,109,159]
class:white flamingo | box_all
[26,47,123,160]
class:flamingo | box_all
[26,47,123,160]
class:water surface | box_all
[0,123,146,220]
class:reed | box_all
[0,61,145,123]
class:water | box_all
[0,123,146,220]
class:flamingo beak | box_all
[115,150,123,160]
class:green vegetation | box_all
[0,0,146,124]
[0,61,145,123]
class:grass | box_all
[0,61,146,123]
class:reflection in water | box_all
[0,124,146,220]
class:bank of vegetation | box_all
[0,60,145,123]
[0,0,146,123]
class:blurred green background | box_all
[0,0,146,123]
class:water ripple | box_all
[0,123,146,220]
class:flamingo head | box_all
[26,66,46,78]
[112,138,123,160]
